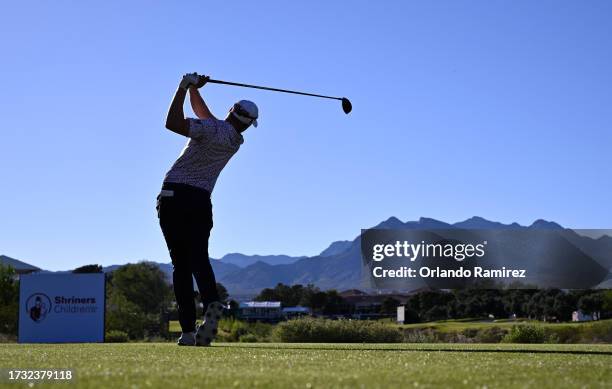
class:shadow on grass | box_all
[216,344,612,356]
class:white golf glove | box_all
[180,72,201,90]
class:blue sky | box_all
[1,1,611,270]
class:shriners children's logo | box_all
[26,293,52,323]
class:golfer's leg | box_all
[171,253,197,332]
[191,198,220,309]
[158,195,197,333]
[192,250,219,308]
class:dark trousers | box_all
[157,182,219,333]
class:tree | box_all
[105,263,173,339]
[322,290,348,315]
[308,291,328,313]
[552,292,575,321]
[405,294,424,321]
[502,289,535,318]
[478,290,506,318]
[522,289,566,321]
[216,283,229,302]
[254,283,313,306]
[105,287,147,339]
[288,284,305,306]
[380,297,401,315]
[255,287,278,302]
[0,264,19,335]
[416,290,454,318]
[298,284,320,307]
[227,299,240,317]
[578,293,604,319]
[110,262,172,315]
[73,264,103,273]
[424,305,447,321]
[401,305,420,324]
[602,290,612,319]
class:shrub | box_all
[447,333,473,343]
[0,264,19,335]
[105,289,147,339]
[109,262,172,315]
[545,333,560,344]
[246,321,274,341]
[402,329,437,343]
[0,303,18,336]
[0,333,17,343]
[545,325,580,344]
[230,321,249,341]
[580,320,612,343]
[215,317,273,342]
[502,325,547,343]
[474,327,507,343]
[273,318,402,343]
[239,334,258,343]
[461,328,479,339]
[106,330,129,343]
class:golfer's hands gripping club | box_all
[179,73,209,90]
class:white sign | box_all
[19,273,105,343]
[397,306,405,323]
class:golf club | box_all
[204,77,352,114]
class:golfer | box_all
[158,72,258,346]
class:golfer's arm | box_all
[165,86,190,137]
[189,87,216,120]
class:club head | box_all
[341,98,352,114]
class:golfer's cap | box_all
[233,100,259,127]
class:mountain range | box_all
[0,255,40,273]
[208,216,612,295]
[2,216,611,297]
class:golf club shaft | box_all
[207,79,343,101]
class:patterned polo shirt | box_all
[163,118,244,193]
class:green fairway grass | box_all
[0,343,610,388]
